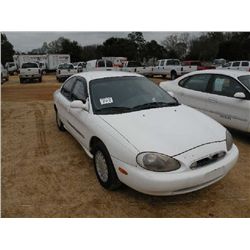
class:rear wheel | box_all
[20,78,24,84]
[38,77,42,82]
[93,141,121,190]
[171,71,177,80]
[55,109,66,131]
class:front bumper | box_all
[112,144,239,196]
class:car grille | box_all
[190,151,226,170]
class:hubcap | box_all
[95,151,109,183]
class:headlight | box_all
[136,152,181,172]
[226,130,233,151]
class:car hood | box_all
[99,105,226,156]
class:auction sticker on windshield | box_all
[100,97,113,105]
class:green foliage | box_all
[1,33,15,65]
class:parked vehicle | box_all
[121,61,143,73]
[182,60,215,74]
[5,62,17,75]
[14,55,47,70]
[213,58,227,68]
[222,61,250,72]
[1,64,9,84]
[53,71,238,195]
[102,57,127,67]
[56,63,77,82]
[150,59,184,79]
[38,62,47,74]
[73,62,86,72]
[86,59,114,71]
[47,54,71,71]
[19,62,42,83]
[160,70,250,133]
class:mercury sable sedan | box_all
[53,71,239,196]
[160,70,250,133]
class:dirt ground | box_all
[1,74,250,217]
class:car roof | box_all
[185,69,250,78]
[74,70,143,82]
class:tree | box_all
[101,37,137,60]
[141,40,166,62]
[128,32,146,61]
[1,33,15,65]
[161,34,189,59]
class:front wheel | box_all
[93,142,121,190]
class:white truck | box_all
[13,54,71,71]
[86,59,114,71]
[150,59,184,79]
[47,54,71,71]
[222,61,250,72]
[1,64,9,83]
[19,62,42,83]
[121,61,144,73]
[56,63,78,82]
[5,62,18,75]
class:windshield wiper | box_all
[131,101,179,111]
[95,106,132,114]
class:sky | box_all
[5,31,200,52]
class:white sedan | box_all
[53,71,238,196]
[160,70,250,133]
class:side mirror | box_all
[70,100,89,111]
[233,92,246,99]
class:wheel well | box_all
[89,136,104,154]
[171,70,177,75]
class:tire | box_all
[171,71,177,80]
[20,78,24,84]
[38,77,42,83]
[93,141,121,190]
[55,109,66,131]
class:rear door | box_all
[239,61,250,71]
[176,74,212,113]
[205,74,250,131]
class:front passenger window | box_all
[71,79,87,102]
[61,77,76,100]
[211,75,246,97]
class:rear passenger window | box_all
[211,75,246,97]
[241,61,249,67]
[61,77,76,100]
[160,60,164,66]
[97,60,105,67]
[181,74,211,92]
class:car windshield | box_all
[22,63,38,68]
[238,75,250,90]
[58,64,73,69]
[90,76,179,114]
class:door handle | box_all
[208,98,218,103]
